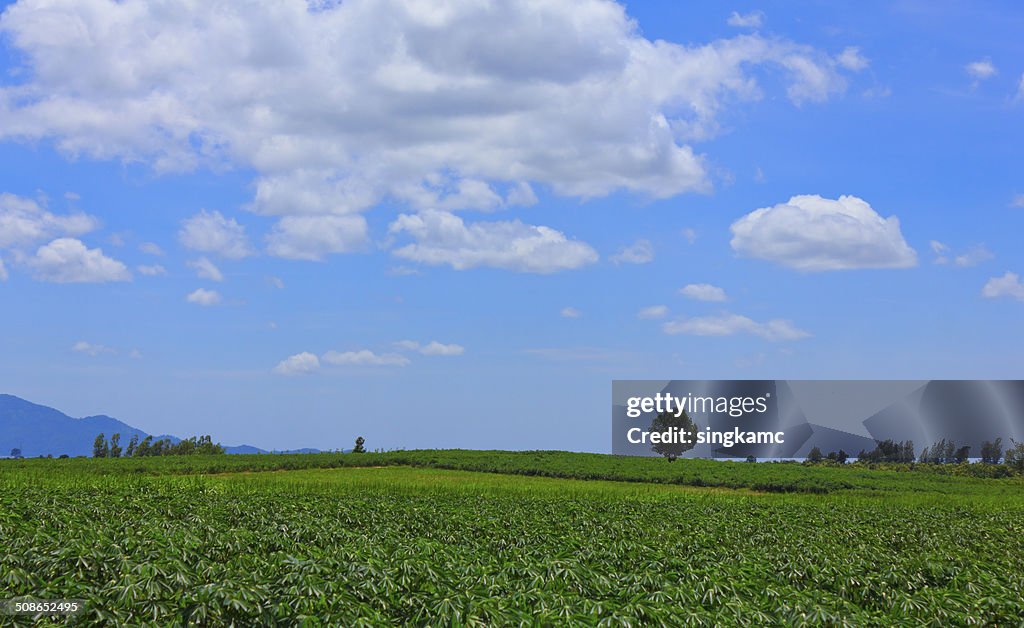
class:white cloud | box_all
[610,239,654,265]
[187,257,224,282]
[389,210,598,273]
[178,210,253,259]
[72,340,115,356]
[727,11,763,28]
[419,341,465,356]
[268,276,285,289]
[953,245,993,268]
[273,352,320,375]
[0,258,6,281]
[561,306,582,319]
[0,0,851,235]
[680,283,728,302]
[930,240,950,264]
[0,192,97,249]
[1011,193,1024,208]
[965,58,997,81]
[931,241,993,267]
[730,194,917,271]
[30,238,131,283]
[663,312,810,341]
[129,349,143,359]
[982,272,1024,301]
[836,46,869,72]
[265,215,367,261]
[137,264,167,276]
[322,349,410,367]
[681,228,697,244]
[139,242,164,256]
[1016,73,1024,102]
[394,340,465,356]
[637,305,668,319]
[186,288,222,306]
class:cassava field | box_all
[1,451,1023,626]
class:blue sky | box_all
[0,0,1021,452]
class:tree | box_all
[93,433,108,458]
[109,433,122,458]
[1005,439,1024,473]
[9,448,21,459]
[807,446,823,463]
[126,434,139,458]
[353,436,366,454]
[954,445,971,464]
[836,449,849,464]
[745,455,757,463]
[980,438,1003,464]
[135,436,153,457]
[648,410,697,462]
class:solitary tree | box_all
[9,448,21,459]
[353,436,366,453]
[93,433,108,458]
[648,410,697,462]
[109,433,122,458]
[126,434,139,458]
[807,446,824,463]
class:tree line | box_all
[807,437,1024,471]
[92,433,225,458]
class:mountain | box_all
[0,394,312,457]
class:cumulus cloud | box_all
[139,242,164,256]
[610,239,654,264]
[982,272,1024,301]
[187,257,224,281]
[560,306,583,319]
[0,0,852,247]
[30,238,131,283]
[663,312,810,341]
[322,349,410,367]
[965,58,997,81]
[0,192,97,249]
[394,340,465,356]
[930,241,993,267]
[265,215,367,260]
[954,245,994,268]
[178,210,253,259]
[930,240,950,264]
[727,11,763,28]
[72,340,116,356]
[389,210,598,273]
[730,194,917,271]
[273,352,320,375]
[836,46,868,71]
[137,264,167,276]
[186,288,222,306]
[680,283,728,302]
[637,305,668,319]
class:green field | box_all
[2,452,1023,625]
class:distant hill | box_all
[0,394,317,457]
